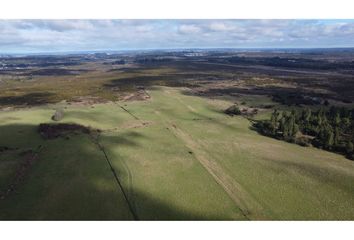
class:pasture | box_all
[1,87,353,220]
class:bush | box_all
[225,105,241,116]
[52,109,64,121]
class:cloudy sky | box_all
[1,19,354,53]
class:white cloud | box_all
[178,24,201,34]
[208,22,233,31]
[0,20,354,53]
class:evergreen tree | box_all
[279,116,285,134]
[270,109,279,135]
[341,117,350,127]
[317,114,323,126]
[302,108,311,122]
[326,129,334,149]
[346,141,354,154]
[253,106,354,160]
[292,123,299,137]
[288,114,295,138]
[334,127,340,146]
[283,117,290,138]
[334,112,341,126]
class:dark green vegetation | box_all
[253,107,354,160]
[224,105,241,116]
[1,49,354,220]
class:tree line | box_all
[253,106,354,160]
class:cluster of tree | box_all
[216,56,354,71]
[135,58,173,64]
[272,93,326,106]
[103,60,125,65]
[253,106,354,160]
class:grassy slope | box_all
[0,107,134,220]
[0,87,353,219]
[118,87,354,220]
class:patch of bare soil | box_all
[121,89,151,101]
[68,96,109,106]
[101,121,153,133]
[38,123,97,139]
[120,121,152,130]
[0,107,14,111]
[0,147,41,200]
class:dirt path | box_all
[169,124,266,220]
[101,121,152,133]
[163,89,197,113]
[154,110,266,220]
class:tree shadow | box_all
[261,156,354,195]
[0,123,230,220]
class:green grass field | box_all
[0,87,353,220]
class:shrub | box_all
[225,105,241,116]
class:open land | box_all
[0,49,354,220]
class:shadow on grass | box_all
[0,123,227,220]
[260,155,354,194]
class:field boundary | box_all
[115,102,140,120]
[89,133,139,220]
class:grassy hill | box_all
[0,87,353,220]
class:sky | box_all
[1,19,354,53]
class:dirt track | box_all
[154,108,266,220]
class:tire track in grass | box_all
[163,88,197,113]
[111,101,144,210]
[154,107,266,219]
[160,89,266,218]
[169,124,265,220]
[114,94,265,219]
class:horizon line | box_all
[2,46,354,56]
